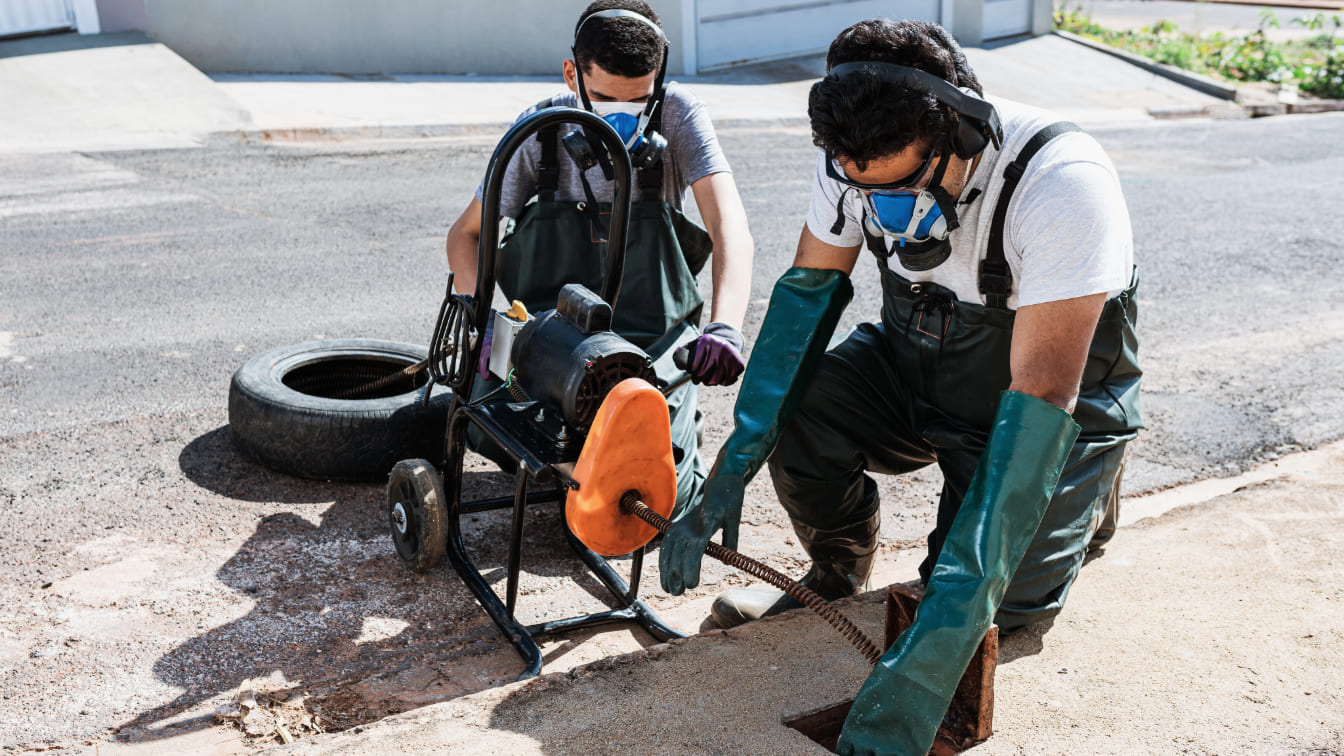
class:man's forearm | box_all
[445,223,480,296]
[1007,293,1106,413]
[707,226,753,330]
[690,172,754,331]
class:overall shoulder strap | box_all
[535,97,560,201]
[637,104,665,203]
[859,212,893,260]
[980,121,1082,309]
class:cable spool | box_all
[426,276,477,392]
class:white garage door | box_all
[0,0,74,38]
[982,0,1031,40]
[696,0,941,72]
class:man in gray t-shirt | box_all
[444,1,754,514]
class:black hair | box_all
[808,19,983,171]
[573,0,665,78]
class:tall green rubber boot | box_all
[659,266,852,595]
[836,390,1080,756]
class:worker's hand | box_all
[678,323,745,386]
[833,651,927,756]
[659,473,744,595]
[477,318,494,380]
[459,295,493,381]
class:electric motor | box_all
[509,284,656,430]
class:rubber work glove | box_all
[658,472,744,594]
[835,391,1080,756]
[659,267,852,595]
[458,294,492,381]
[680,322,746,386]
[477,316,494,380]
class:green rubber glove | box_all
[836,391,1080,756]
[659,267,852,595]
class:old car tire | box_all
[387,458,448,571]
[228,339,450,481]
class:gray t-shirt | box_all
[474,82,732,218]
[805,98,1133,309]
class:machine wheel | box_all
[228,339,451,481]
[387,459,448,571]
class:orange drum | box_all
[565,378,677,557]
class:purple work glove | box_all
[458,294,493,381]
[682,322,745,386]
[473,294,494,376]
[475,329,491,379]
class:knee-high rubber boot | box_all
[836,391,1080,756]
[710,509,880,628]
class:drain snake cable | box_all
[620,491,883,665]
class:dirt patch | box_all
[0,408,939,753]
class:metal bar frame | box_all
[430,105,681,681]
[440,403,685,681]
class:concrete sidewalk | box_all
[0,32,251,153]
[256,440,1344,755]
[212,33,1228,143]
[1,29,1228,155]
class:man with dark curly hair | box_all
[659,18,1140,754]
[445,0,753,514]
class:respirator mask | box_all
[826,148,962,272]
[589,100,658,156]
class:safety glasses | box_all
[824,145,939,193]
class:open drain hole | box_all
[783,699,853,752]
[781,583,1000,755]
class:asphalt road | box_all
[2,112,1344,748]
[5,114,1343,486]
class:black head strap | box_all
[637,104,664,202]
[572,8,668,124]
[830,186,854,236]
[535,97,560,200]
[828,61,1003,158]
[923,152,960,235]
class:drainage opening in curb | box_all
[782,583,1000,755]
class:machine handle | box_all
[465,107,635,404]
[672,344,692,372]
[475,108,633,337]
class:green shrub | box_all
[1054,4,1344,99]
[1296,48,1344,98]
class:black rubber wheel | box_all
[228,339,450,481]
[387,458,448,571]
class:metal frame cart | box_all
[385,108,686,680]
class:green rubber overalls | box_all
[768,122,1143,633]
[471,105,713,514]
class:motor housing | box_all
[510,284,656,431]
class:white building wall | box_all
[0,0,74,38]
[131,0,1052,75]
[142,0,690,75]
[695,0,941,71]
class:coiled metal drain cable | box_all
[620,491,882,665]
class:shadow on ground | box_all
[114,425,660,744]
